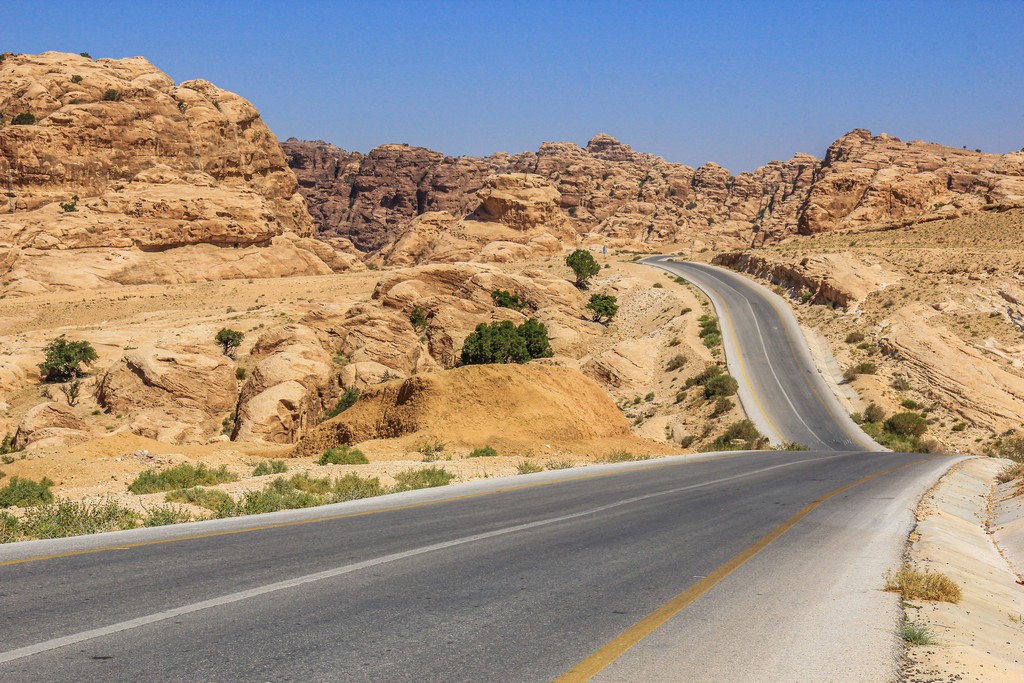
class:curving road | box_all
[0,260,958,682]
[642,256,881,451]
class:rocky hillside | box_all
[0,51,358,295]
[285,130,1024,256]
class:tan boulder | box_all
[473,173,566,232]
[95,346,237,444]
[13,401,93,450]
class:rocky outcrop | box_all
[12,401,93,450]
[472,173,566,232]
[95,346,237,444]
[285,130,1024,255]
[0,52,352,296]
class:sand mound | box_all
[291,364,639,457]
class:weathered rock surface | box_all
[285,130,1023,255]
[0,51,352,295]
[95,346,237,444]
[13,401,93,450]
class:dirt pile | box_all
[285,130,1023,256]
[0,51,358,295]
[291,363,648,457]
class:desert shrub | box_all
[652,282,663,289]
[80,52,91,58]
[685,363,723,388]
[776,441,810,451]
[845,331,865,344]
[987,435,1024,461]
[545,458,575,470]
[800,291,813,303]
[600,450,640,463]
[698,315,722,348]
[1,432,17,456]
[59,379,81,406]
[566,249,600,288]
[252,460,288,476]
[885,412,928,437]
[901,399,921,410]
[491,290,526,310]
[417,439,446,461]
[319,445,368,465]
[332,473,384,500]
[460,319,552,365]
[286,472,335,495]
[843,362,878,382]
[102,89,122,101]
[674,389,687,404]
[128,463,238,494]
[38,335,97,381]
[166,487,234,513]
[142,505,195,527]
[391,466,455,492]
[468,446,498,458]
[703,373,739,399]
[891,374,912,391]
[863,403,886,423]
[996,461,1024,483]
[708,420,767,451]
[236,482,321,515]
[711,397,734,417]
[214,328,244,357]
[644,392,655,402]
[0,476,55,508]
[515,460,543,474]
[11,499,138,540]
[884,565,961,603]
[12,112,36,125]
[323,387,360,421]
[951,422,967,432]
[71,74,83,83]
[665,354,688,372]
[898,620,935,645]
[586,293,619,324]
[235,367,247,381]
[409,305,427,330]
[59,195,79,212]
[667,336,680,347]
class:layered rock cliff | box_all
[285,130,1024,257]
[0,51,356,294]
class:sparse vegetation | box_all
[166,486,234,513]
[884,412,929,438]
[864,403,886,424]
[600,450,641,463]
[0,476,55,508]
[318,445,368,465]
[214,328,244,357]
[707,420,768,451]
[323,387,360,421]
[468,446,498,458]
[698,315,722,348]
[586,293,619,324]
[665,353,688,372]
[128,463,238,494]
[391,466,455,492]
[102,89,122,101]
[409,305,428,330]
[59,379,82,406]
[38,335,98,381]
[417,439,446,461]
[898,620,936,645]
[545,458,575,470]
[252,460,288,476]
[59,195,79,212]
[12,112,36,125]
[845,331,865,344]
[711,397,734,417]
[843,362,878,382]
[491,289,527,311]
[71,74,83,84]
[565,249,600,288]
[885,565,962,603]
[516,460,544,474]
[235,366,247,381]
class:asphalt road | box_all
[0,451,954,682]
[643,256,881,451]
[0,259,956,681]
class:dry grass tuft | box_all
[996,461,1024,484]
[884,565,962,603]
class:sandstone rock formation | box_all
[0,51,352,295]
[13,401,93,450]
[285,130,1024,256]
[290,364,632,458]
[95,346,237,444]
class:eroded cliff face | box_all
[285,130,1024,257]
[0,51,353,294]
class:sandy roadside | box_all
[899,458,1024,682]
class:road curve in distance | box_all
[643,256,881,451]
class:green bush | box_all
[885,412,928,438]
[391,466,455,492]
[565,249,600,288]
[59,195,79,212]
[708,420,767,451]
[215,328,244,357]
[864,403,886,423]
[252,460,288,476]
[491,290,526,310]
[128,463,238,494]
[845,331,865,344]
[12,112,36,125]
[666,354,688,372]
[703,373,739,399]
[235,366,247,381]
[165,487,234,513]
[586,294,619,324]
[711,397,734,416]
[697,315,722,348]
[409,305,428,331]
[468,446,498,458]
[460,319,552,365]
[323,387,360,421]
[71,74,83,84]
[3,499,138,541]
[516,460,543,474]
[102,89,122,101]
[319,445,368,465]
[600,450,640,463]
[0,476,55,508]
[987,435,1024,461]
[332,473,385,501]
[142,505,195,527]
[843,362,878,382]
[38,335,98,381]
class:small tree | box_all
[491,290,526,311]
[38,335,98,382]
[215,328,244,357]
[586,294,619,324]
[885,412,928,437]
[566,249,600,288]
[519,317,553,359]
[461,321,530,365]
[59,380,81,407]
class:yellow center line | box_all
[0,452,757,568]
[555,455,937,682]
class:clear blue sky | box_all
[4,1,1022,172]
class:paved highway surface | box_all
[0,260,958,682]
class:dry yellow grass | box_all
[884,565,962,603]
[996,461,1024,484]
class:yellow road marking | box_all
[0,453,756,568]
[555,455,935,682]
